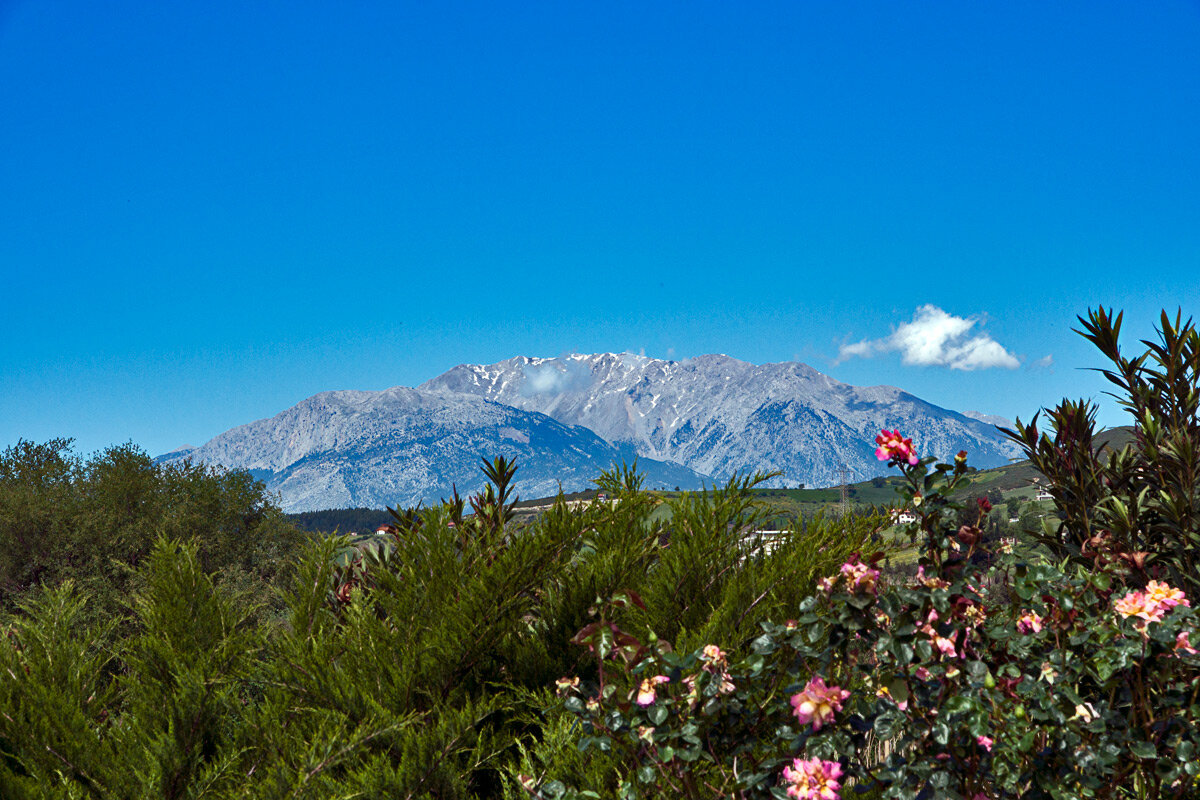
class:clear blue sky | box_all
[3,1,1199,457]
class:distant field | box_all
[287,426,1135,534]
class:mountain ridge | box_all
[420,352,1021,487]
[159,352,1021,511]
[156,386,709,512]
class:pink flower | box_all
[875,429,919,465]
[915,566,949,590]
[1017,611,1043,634]
[1144,581,1189,611]
[1176,631,1197,655]
[840,559,880,596]
[931,632,957,658]
[822,557,881,597]
[634,675,670,706]
[781,757,843,800]
[1114,583,1188,630]
[700,644,727,669]
[920,610,958,657]
[977,735,994,751]
[790,676,850,731]
[1114,590,1154,620]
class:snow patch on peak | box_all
[963,410,1014,428]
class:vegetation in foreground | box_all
[532,308,1200,800]
[0,307,1196,799]
[0,449,879,798]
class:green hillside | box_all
[289,426,1139,536]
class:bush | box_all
[0,440,302,624]
[533,310,1200,800]
[0,457,879,798]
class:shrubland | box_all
[0,308,1196,799]
[0,453,877,797]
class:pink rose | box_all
[790,676,850,731]
[875,429,919,465]
[634,675,670,706]
[1017,611,1043,635]
[781,757,844,800]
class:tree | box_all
[1003,308,1200,598]
[0,440,302,622]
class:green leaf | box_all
[874,711,901,739]
[751,634,776,653]
[1130,741,1156,759]
[943,696,972,714]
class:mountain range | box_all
[159,353,1022,512]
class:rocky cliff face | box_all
[421,353,1021,488]
[156,386,708,512]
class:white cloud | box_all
[1035,354,1054,369]
[521,358,593,395]
[837,305,1020,371]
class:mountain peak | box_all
[422,353,1021,485]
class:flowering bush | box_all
[534,433,1200,800]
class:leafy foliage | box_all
[0,447,876,797]
[1002,308,1200,598]
[534,309,1200,800]
[0,440,301,625]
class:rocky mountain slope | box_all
[161,353,1022,512]
[157,387,708,512]
[421,353,1022,488]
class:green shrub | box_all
[0,453,878,797]
[536,310,1200,800]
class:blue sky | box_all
[3,1,1199,458]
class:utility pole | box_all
[837,464,852,517]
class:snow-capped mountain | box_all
[156,387,708,512]
[421,353,1022,487]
